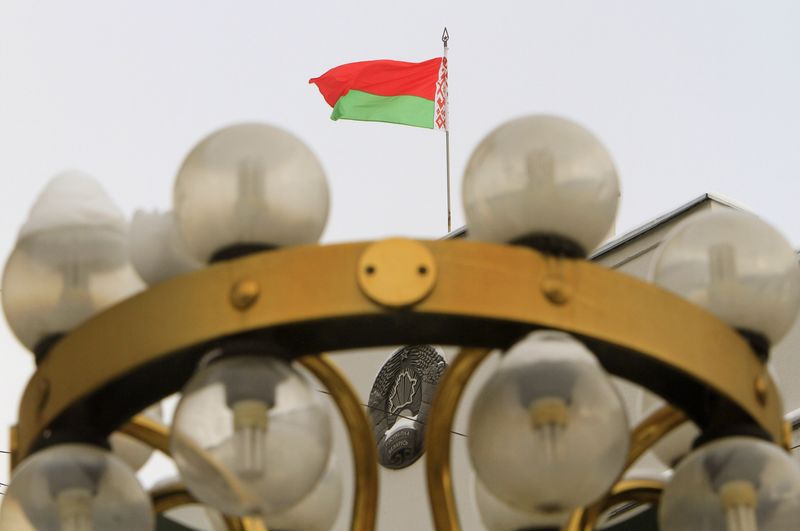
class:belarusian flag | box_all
[309,57,449,130]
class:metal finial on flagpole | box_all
[442,27,451,233]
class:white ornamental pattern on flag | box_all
[435,55,448,130]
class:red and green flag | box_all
[309,57,449,130]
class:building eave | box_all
[589,193,746,259]
[443,192,753,259]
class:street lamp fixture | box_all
[2,116,799,531]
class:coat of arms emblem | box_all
[368,345,447,469]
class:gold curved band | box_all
[18,239,778,461]
[15,238,783,531]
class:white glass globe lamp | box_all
[264,456,343,531]
[170,355,332,516]
[462,115,620,256]
[650,210,800,346]
[129,210,200,285]
[474,475,568,531]
[659,436,800,531]
[1,171,143,355]
[172,123,330,263]
[0,443,154,530]
[467,330,629,515]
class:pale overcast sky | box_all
[1,0,799,489]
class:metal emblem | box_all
[368,345,447,469]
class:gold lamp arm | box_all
[425,347,493,531]
[562,479,665,531]
[150,482,196,514]
[562,405,685,531]
[121,352,380,531]
[119,417,268,531]
[424,353,684,531]
[119,414,170,455]
[298,354,379,531]
[625,405,687,470]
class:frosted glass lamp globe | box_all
[0,443,154,530]
[467,330,629,514]
[129,210,200,285]
[659,437,800,531]
[172,123,330,262]
[264,456,343,531]
[1,171,143,352]
[462,115,620,255]
[474,476,568,531]
[650,210,800,345]
[170,355,332,516]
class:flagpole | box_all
[446,127,451,233]
[442,27,451,233]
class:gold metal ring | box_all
[14,238,783,531]
[18,240,778,461]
